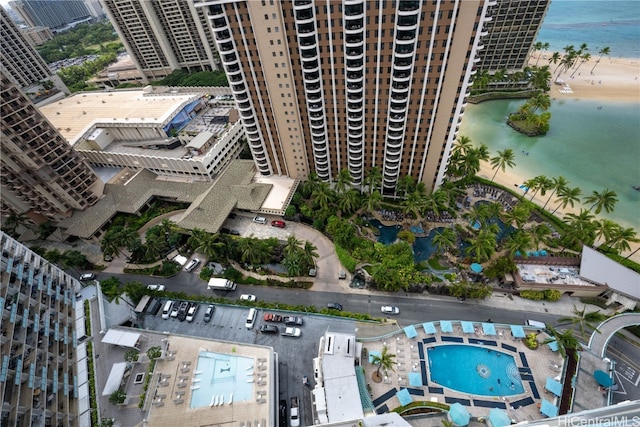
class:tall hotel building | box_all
[476,0,550,73]
[0,231,88,426]
[0,71,102,224]
[100,0,220,81]
[195,0,492,193]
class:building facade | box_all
[196,0,492,193]
[100,0,220,82]
[8,0,91,31]
[19,26,54,46]
[476,0,550,74]
[0,231,88,427]
[0,71,102,224]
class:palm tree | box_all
[363,167,382,194]
[402,190,426,219]
[370,345,397,381]
[336,189,360,216]
[570,52,591,77]
[528,223,552,250]
[283,235,302,258]
[584,188,618,214]
[312,182,334,210]
[489,148,516,182]
[530,65,552,91]
[549,51,562,76]
[101,231,122,258]
[528,93,551,114]
[452,135,473,156]
[432,227,457,256]
[562,209,597,249]
[543,176,568,210]
[535,42,550,66]
[101,277,135,308]
[334,168,353,194]
[502,204,531,231]
[301,172,322,197]
[595,219,619,248]
[301,241,319,270]
[553,186,582,214]
[396,175,416,196]
[363,191,383,216]
[543,324,581,358]
[607,226,639,254]
[423,190,449,218]
[529,176,553,202]
[590,46,610,74]
[465,229,497,263]
[558,305,607,338]
[190,232,225,261]
[3,212,32,235]
[237,236,264,265]
[504,231,533,258]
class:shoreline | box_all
[533,55,640,103]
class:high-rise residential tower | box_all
[476,0,550,74]
[0,231,89,426]
[0,71,102,224]
[100,0,220,82]
[8,0,91,31]
[196,0,492,193]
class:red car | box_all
[271,220,286,228]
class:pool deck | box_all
[360,321,565,423]
[145,335,274,427]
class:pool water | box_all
[428,345,524,396]
[369,219,401,245]
[190,352,255,409]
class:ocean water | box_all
[536,0,640,58]
[459,99,640,231]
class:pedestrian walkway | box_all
[588,313,640,357]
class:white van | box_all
[185,258,200,272]
[245,308,257,329]
[162,300,173,319]
[527,319,546,329]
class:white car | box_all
[281,327,301,337]
[239,294,256,302]
[147,284,165,292]
[252,216,267,224]
[381,306,400,315]
[79,273,95,281]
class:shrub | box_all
[147,346,162,360]
[199,267,213,281]
[284,205,297,218]
[524,333,539,349]
[109,389,126,405]
[397,230,416,244]
[520,290,544,301]
[543,289,562,301]
[335,244,358,272]
[124,349,139,362]
[224,267,242,282]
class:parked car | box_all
[176,301,189,321]
[79,273,95,281]
[264,313,283,322]
[260,325,279,334]
[271,220,286,228]
[284,316,303,326]
[338,271,347,280]
[253,216,267,224]
[186,305,199,322]
[203,305,215,323]
[240,294,256,302]
[381,306,400,315]
[185,258,200,272]
[281,327,301,337]
[147,284,165,292]
[170,304,180,318]
[327,302,343,311]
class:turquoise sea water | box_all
[459,99,640,231]
[536,0,640,58]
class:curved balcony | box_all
[347,81,363,91]
[386,139,403,151]
[390,104,407,116]
[345,35,364,47]
[307,93,322,103]
[219,41,234,52]
[347,93,363,102]
[300,46,317,59]
[310,121,324,130]
[302,59,319,72]
[389,113,405,123]
[232,82,245,92]
[235,92,248,101]
[347,102,363,113]
[344,2,364,17]
[223,52,237,62]
[346,61,364,72]
[398,0,420,12]
[310,112,324,119]
[345,20,363,33]
[293,1,313,9]
[393,71,411,81]
[348,129,363,139]
[243,116,255,126]
[384,161,401,173]
[214,29,230,42]
[348,149,363,160]
[229,74,243,84]
[299,35,316,47]
[237,100,251,110]
[295,9,314,22]
[311,128,325,138]
[227,63,241,74]
[391,82,409,93]
[345,49,364,60]
[258,165,271,175]
[346,73,363,82]
[397,29,416,41]
[397,16,418,29]
[298,23,316,35]
[304,71,320,82]
[387,130,403,140]
[308,103,324,113]
[211,17,226,28]
[305,82,321,92]
[348,120,363,130]
[477,43,485,50]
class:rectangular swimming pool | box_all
[190,351,255,409]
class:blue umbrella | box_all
[408,372,422,387]
[396,388,413,406]
[594,370,613,387]
[540,399,559,417]
[404,325,417,339]
[488,408,511,427]
[448,402,470,426]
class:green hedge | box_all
[520,289,562,301]
[335,244,358,272]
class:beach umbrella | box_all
[408,372,422,387]
[488,408,511,427]
[470,263,483,273]
[396,388,413,406]
[448,402,470,426]
[593,370,613,387]
[403,325,418,339]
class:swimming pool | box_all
[190,351,255,409]
[428,345,524,396]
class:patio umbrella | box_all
[470,263,483,273]
[440,320,453,333]
[461,321,475,334]
[488,408,511,427]
[408,372,422,387]
[404,325,418,339]
[510,325,526,338]
[482,322,496,336]
[594,370,613,387]
[423,322,436,335]
[540,399,559,418]
[396,388,413,406]
[545,377,562,396]
[448,402,470,426]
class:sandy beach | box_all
[535,55,640,102]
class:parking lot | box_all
[221,213,293,240]
[142,299,356,426]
